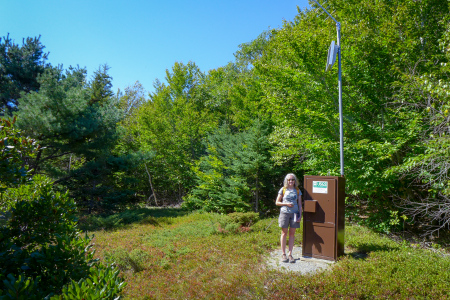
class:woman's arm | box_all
[276,194,293,207]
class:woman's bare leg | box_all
[288,227,296,255]
[280,228,288,254]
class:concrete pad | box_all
[265,246,334,275]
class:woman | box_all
[275,173,302,263]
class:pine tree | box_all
[0,35,50,115]
[184,121,275,213]
[90,64,114,106]
[15,65,132,212]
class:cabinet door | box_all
[303,176,337,261]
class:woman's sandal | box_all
[289,255,295,263]
[281,254,289,263]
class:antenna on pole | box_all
[312,0,344,177]
[326,40,338,71]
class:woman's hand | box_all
[276,195,294,208]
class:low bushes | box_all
[90,209,450,299]
[227,212,259,227]
[0,176,126,299]
[78,207,188,231]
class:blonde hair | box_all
[283,173,299,189]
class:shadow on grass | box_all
[346,243,399,260]
[78,207,189,232]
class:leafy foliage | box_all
[253,0,450,232]
[0,117,38,194]
[124,62,217,204]
[52,265,126,300]
[0,175,126,299]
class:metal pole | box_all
[337,22,344,177]
[313,0,344,176]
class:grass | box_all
[86,208,450,299]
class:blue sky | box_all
[1,0,310,94]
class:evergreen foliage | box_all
[90,64,114,106]
[14,64,137,212]
[184,121,276,213]
[0,35,50,115]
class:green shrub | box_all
[2,176,78,249]
[227,212,259,227]
[0,274,40,300]
[104,248,150,273]
[208,212,261,234]
[0,176,125,298]
[0,117,38,195]
[51,264,126,300]
[223,222,241,233]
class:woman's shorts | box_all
[278,212,300,228]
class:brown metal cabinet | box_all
[302,176,345,261]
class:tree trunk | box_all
[255,174,259,212]
[144,163,158,206]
